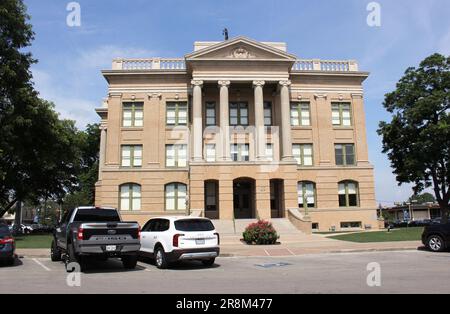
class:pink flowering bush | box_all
[242,220,279,245]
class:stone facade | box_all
[95,37,379,232]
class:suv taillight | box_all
[0,237,14,245]
[214,232,220,245]
[173,234,184,247]
[77,228,84,240]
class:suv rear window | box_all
[73,208,120,222]
[174,219,215,232]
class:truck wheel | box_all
[122,255,138,269]
[7,257,15,266]
[155,247,168,269]
[66,243,86,273]
[201,258,215,267]
[50,239,62,262]
[427,235,446,252]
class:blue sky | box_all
[24,0,450,205]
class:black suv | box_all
[422,221,450,252]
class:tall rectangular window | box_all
[290,102,311,126]
[205,144,216,162]
[205,102,216,127]
[166,102,187,126]
[120,184,141,211]
[230,144,249,162]
[265,143,274,161]
[122,103,143,127]
[264,102,273,126]
[166,144,187,167]
[335,144,356,166]
[121,145,142,167]
[292,144,313,166]
[229,103,249,126]
[332,103,352,126]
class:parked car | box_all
[51,206,141,272]
[0,224,16,266]
[10,223,33,234]
[140,217,220,269]
[408,219,432,227]
[422,222,450,252]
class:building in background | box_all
[95,37,378,233]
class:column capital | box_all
[218,80,231,88]
[191,80,204,88]
[252,80,265,88]
[279,80,292,87]
[314,93,328,100]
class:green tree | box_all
[62,123,100,212]
[378,53,450,223]
[409,192,436,204]
[0,1,82,225]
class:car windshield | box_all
[174,219,215,232]
[73,208,120,222]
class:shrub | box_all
[242,220,279,245]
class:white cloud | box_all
[32,45,158,128]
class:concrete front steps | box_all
[212,218,303,236]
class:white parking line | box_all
[32,258,51,271]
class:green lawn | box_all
[14,234,53,249]
[328,227,424,243]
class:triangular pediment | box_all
[185,36,297,61]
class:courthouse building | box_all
[95,37,379,233]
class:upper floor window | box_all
[332,103,352,126]
[123,102,143,127]
[166,144,187,168]
[264,102,273,126]
[205,102,216,127]
[165,183,187,211]
[120,183,141,211]
[231,144,249,162]
[166,102,187,126]
[230,102,248,126]
[291,102,311,126]
[338,181,359,207]
[292,144,313,166]
[297,181,316,209]
[121,145,142,168]
[335,144,355,166]
[265,143,274,161]
[205,144,216,162]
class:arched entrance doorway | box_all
[233,178,256,219]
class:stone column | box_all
[191,80,203,161]
[98,126,107,180]
[351,93,370,165]
[279,80,293,160]
[218,80,231,161]
[253,81,266,160]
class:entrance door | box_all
[233,180,254,219]
[270,179,284,218]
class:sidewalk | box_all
[16,233,422,258]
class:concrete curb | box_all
[17,246,422,259]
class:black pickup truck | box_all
[51,207,141,272]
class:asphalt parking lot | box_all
[1,250,450,294]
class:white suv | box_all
[139,217,220,269]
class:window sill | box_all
[332,126,354,130]
[121,127,144,131]
[291,126,313,130]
